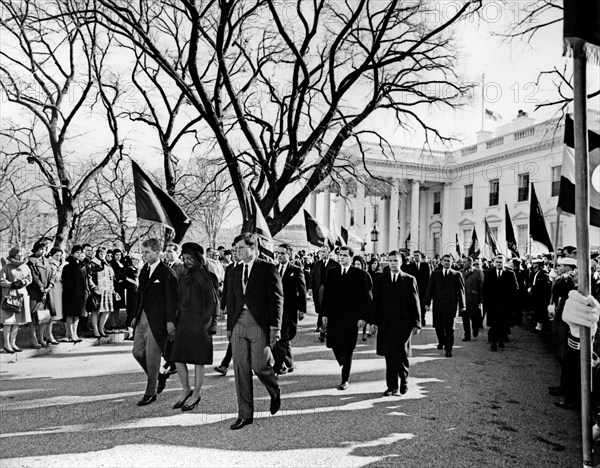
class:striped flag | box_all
[557,114,600,227]
[484,218,499,256]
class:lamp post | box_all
[370,226,379,255]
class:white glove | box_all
[563,290,600,338]
[547,304,556,321]
[549,269,558,281]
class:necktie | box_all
[342,268,346,276]
[444,269,447,277]
[279,265,283,276]
[497,270,501,279]
[392,273,397,283]
[243,264,249,287]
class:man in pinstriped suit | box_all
[227,233,283,430]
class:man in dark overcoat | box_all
[273,243,307,375]
[132,238,178,406]
[529,257,552,332]
[461,256,484,341]
[308,244,339,341]
[482,255,519,351]
[424,254,466,357]
[371,251,421,396]
[403,250,431,326]
[227,233,283,430]
[322,246,370,390]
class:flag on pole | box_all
[455,233,461,257]
[468,228,480,259]
[131,161,191,243]
[529,183,554,252]
[331,216,346,247]
[557,114,600,227]
[484,108,502,122]
[484,218,500,257]
[341,226,349,245]
[563,0,600,64]
[248,193,273,242]
[505,204,519,258]
[404,233,411,250]
[304,210,335,248]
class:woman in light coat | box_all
[0,246,32,353]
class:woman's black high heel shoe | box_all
[181,395,201,412]
[172,390,193,410]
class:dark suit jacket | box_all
[322,266,370,351]
[371,271,421,356]
[529,268,551,312]
[425,269,466,327]
[461,268,484,316]
[308,258,339,313]
[280,262,307,325]
[403,261,431,300]
[482,268,518,328]
[226,258,283,333]
[220,262,237,312]
[166,260,185,281]
[135,261,179,352]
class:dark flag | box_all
[505,204,519,258]
[455,233,461,257]
[404,233,411,250]
[468,228,480,259]
[563,0,600,64]
[484,218,500,257]
[132,161,191,243]
[304,210,335,248]
[529,183,554,252]
[247,193,273,242]
[557,114,600,227]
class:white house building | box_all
[307,112,600,257]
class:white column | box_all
[366,196,375,253]
[323,187,331,229]
[410,180,420,251]
[309,191,318,217]
[356,182,365,231]
[419,189,428,254]
[335,183,347,228]
[389,179,400,251]
[400,187,408,248]
[441,183,452,255]
[381,196,390,253]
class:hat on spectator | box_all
[557,257,577,267]
[532,257,544,264]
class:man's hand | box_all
[460,307,466,315]
[563,290,600,338]
[299,311,305,321]
[357,319,366,329]
[167,321,176,336]
[547,304,556,320]
[411,326,420,335]
[227,330,232,342]
[322,317,328,329]
[270,327,281,347]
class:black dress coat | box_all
[280,263,307,330]
[321,266,370,353]
[529,268,552,322]
[403,261,431,304]
[424,269,466,328]
[61,255,88,318]
[169,266,219,365]
[226,258,283,334]
[134,261,178,352]
[371,271,421,356]
[482,268,519,329]
[461,268,484,318]
[308,258,339,314]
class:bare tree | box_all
[499,0,599,116]
[0,0,122,247]
[80,0,481,235]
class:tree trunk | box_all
[55,202,74,249]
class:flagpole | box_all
[572,42,593,468]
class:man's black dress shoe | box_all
[136,394,157,406]
[445,351,452,357]
[172,390,193,409]
[437,344,444,350]
[383,388,398,396]
[270,388,281,415]
[337,381,349,390]
[230,418,253,430]
[157,373,168,394]
[555,400,577,410]
[400,381,408,394]
[276,367,288,376]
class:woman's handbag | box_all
[1,293,24,314]
[85,292,100,313]
[37,308,52,324]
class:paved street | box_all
[0,303,588,467]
